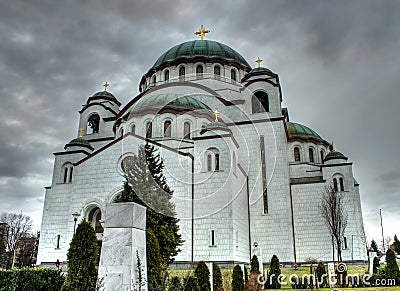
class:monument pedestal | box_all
[98,202,147,291]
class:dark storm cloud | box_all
[0,0,399,238]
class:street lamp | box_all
[72,211,80,234]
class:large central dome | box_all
[152,40,252,71]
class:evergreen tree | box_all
[62,221,99,291]
[316,262,327,288]
[114,143,182,265]
[146,228,162,291]
[385,249,400,285]
[213,262,223,291]
[372,257,379,274]
[371,240,379,253]
[250,254,260,274]
[232,264,244,291]
[195,261,211,291]
[393,235,400,255]
[0,236,7,269]
[266,255,281,289]
[168,276,182,291]
[244,266,249,283]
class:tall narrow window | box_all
[294,147,301,162]
[152,75,156,86]
[56,234,61,249]
[183,122,191,139]
[164,120,171,137]
[309,148,315,163]
[215,154,220,171]
[252,91,269,113]
[63,167,68,183]
[87,114,100,134]
[210,230,215,246]
[339,177,344,191]
[131,124,136,134]
[320,150,325,163]
[260,136,268,213]
[333,178,338,192]
[146,122,152,138]
[214,66,221,79]
[164,70,169,81]
[231,69,237,81]
[68,167,73,183]
[196,65,203,79]
[179,66,185,81]
[344,236,348,249]
[207,154,212,172]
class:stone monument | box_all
[98,202,147,291]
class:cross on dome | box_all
[79,128,85,139]
[255,57,263,68]
[103,82,109,92]
[195,25,210,40]
[213,110,220,122]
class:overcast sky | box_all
[1,0,399,249]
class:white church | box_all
[37,27,367,268]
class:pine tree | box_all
[393,235,400,255]
[232,264,244,291]
[371,240,379,253]
[62,221,99,291]
[195,261,211,291]
[372,257,379,274]
[146,228,162,291]
[316,262,327,288]
[267,255,281,289]
[250,254,260,274]
[213,262,223,291]
[114,143,182,265]
[385,249,400,285]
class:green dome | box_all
[152,40,252,71]
[64,138,94,151]
[249,67,273,74]
[324,150,348,162]
[287,122,324,142]
[133,94,211,112]
[92,91,116,98]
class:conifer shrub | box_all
[250,254,260,274]
[265,255,281,289]
[244,266,249,283]
[232,264,244,291]
[183,275,199,291]
[195,261,210,291]
[385,249,400,285]
[168,276,182,291]
[316,262,327,288]
[146,228,162,291]
[62,220,99,291]
[213,262,223,291]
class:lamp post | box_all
[72,211,80,234]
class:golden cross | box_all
[103,82,109,92]
[79,128,85,139]
[213,110,220,122]
[255,57,263,68]
[195,25,210,40]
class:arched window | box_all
[179,66,185,81]
[131,124,136,134]
[164,70,169,81]
[87,207,104,239]
[196,65,203,79]
[183,122,191,139]
[206,148,220,171]
[146,122,152,138]
[252,91,269,113]
[164,120,171,137]
[62,163,73,183]
[87,114,100,134]
[119,128,124,138]
[320,149,325,163]
[309,148,315,163]
[294,147,301,162]
[69,167,73,183]
[231,69,237,82]
[121,155,135,174]
[333,178,338,192]
[339,177,344,191]
[152,75,156,86]
[63,167,68,183]
[214,66,221,79]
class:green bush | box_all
[183,276,199,291]
[168,276,182,291]
[232,264,244,291]
[265,255,281,289]
[250,255,260,274]
[385,249,400,285]
[0,267,65,291]
[316,262,327,288]
[195,261,210,291]
[146,228,163,291]
[213,262,223,291]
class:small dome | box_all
[287,122,325,142]
[324,150,348,162]
[204,121,228,131]
[64,138,94,151]
[92,91,116,98]
[133,94,211,112]
[249,67,273,74]
[151,40,252,71]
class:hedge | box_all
[0,267,65,291]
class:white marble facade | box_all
[37,38,367,268]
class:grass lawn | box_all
[168,264,400,290]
